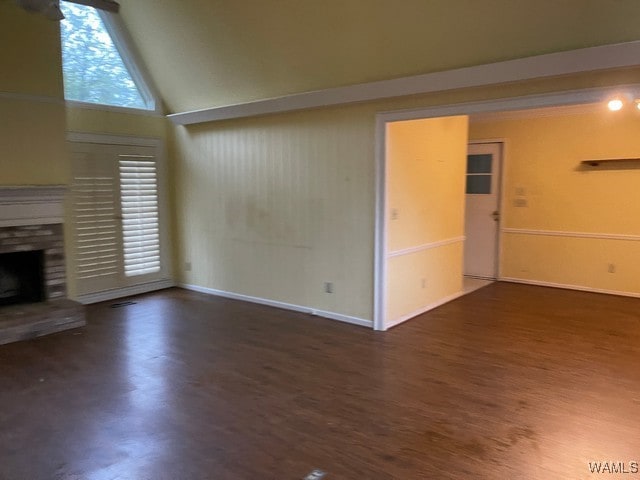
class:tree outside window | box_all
[60,2,150,110]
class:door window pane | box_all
[466,175,491,194]
[467,154,493,174]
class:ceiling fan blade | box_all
[64,0,119,13]
[15,0,64,19]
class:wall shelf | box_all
[581,158,640,167]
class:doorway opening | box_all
[374,85,640,331]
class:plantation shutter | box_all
[72,153,120,284]
[118,155,160,276]
[71,140,165,298]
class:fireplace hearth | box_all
[0,186,85,345]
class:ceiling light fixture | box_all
[607,98,624,111]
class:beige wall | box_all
[0,5,67,186]
[1,99,69,185]
[0,4,62,97]
[470,105,640,296]
[174,106,374,320]
[385,116,468,324]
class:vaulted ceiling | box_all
[118,0,640,114]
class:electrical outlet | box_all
[421,278,427,288]
[391,208,399,220]
[185,261,192,272]
[608,263,616,273]
[324,282,333,294]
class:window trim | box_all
[65,99,164,117]
[61,2,163,114]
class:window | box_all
[60,2,155,110]
[466,153,493,194]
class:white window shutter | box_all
[72,167,120,281]
[118,155,161,276]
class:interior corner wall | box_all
[469,107,640,297]
[384,116,468,325]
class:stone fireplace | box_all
[0,186,85,345]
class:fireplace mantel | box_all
[0,185,66,227]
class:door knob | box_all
[491,210,500,222]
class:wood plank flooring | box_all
[1,283,640,479]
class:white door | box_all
[464,142,502,279]
[70,141,166,297]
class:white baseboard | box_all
[74,279,176,305]
[178,283,373,328]
[385,290,466,330]
[500,277,640,299]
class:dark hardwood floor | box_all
[1,283,640,479]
